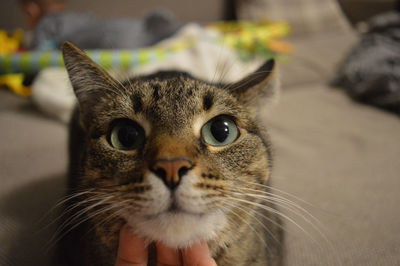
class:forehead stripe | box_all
[203,92,214,111]
[130,92,143,113]
[153,84,161,101]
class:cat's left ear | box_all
[227,59,279,114]
[62,41,121,126]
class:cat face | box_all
[62,42,277,248]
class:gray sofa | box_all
[1,1,400,265]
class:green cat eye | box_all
[201,116,239,146]
[109,119,145,150]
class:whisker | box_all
[210,42,226,85]
[218,202,269,249]
[235,179,319,209]
[36,189,98,226]
[228,180,342,265]
[230,187,326,230]
[222,198,282,245]
[82,199,134,239]
[216,54,233,85]
[47,186,147,250]
[46,194,125,251]
[226,196,319,245]
[47,195,115,248]
[230,190,329,244]
[38,192,108,233]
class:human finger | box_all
[181,241,217,266]
[115,224,148,266]
[156,242,181,266]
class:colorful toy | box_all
[0,73,31,96]
[0,20,293,97]
[0,38,195,75]
[0,29,31,96]
[0,29,24,55]
[207,20,293,60]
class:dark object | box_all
[337,0,398,24]
[332,11,400,115]
[31,10,181,50]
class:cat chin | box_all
[126,210,227,248]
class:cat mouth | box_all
[147,200,204,219]
[128,205,227,248]
[167,200,184,212]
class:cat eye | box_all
[109,119,145,150]
[201,116,239,146]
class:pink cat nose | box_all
[151,158,194,190]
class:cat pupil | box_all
[118,126,138,148]
[211,119,230,142]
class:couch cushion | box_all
[279,30,358,88]
[262,83,400,265]
[0,90,67,265]
[236,0,352,36]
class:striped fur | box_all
[57,42,283,266]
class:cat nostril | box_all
[154,168,166,180]
[150,158,193,190]
[178,167,189,178]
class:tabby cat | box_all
[57,41,283,266]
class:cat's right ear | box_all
[225,59,279,115]
[62,41,121,127]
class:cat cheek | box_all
[174,172,220,213]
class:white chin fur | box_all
[127,210,226,248]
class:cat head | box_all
[62,41,277,248]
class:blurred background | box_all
[1,1,399,266]
[3,0,234,29]
[0,0,399,29]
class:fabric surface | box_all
[236,0,352,35]
[31,68,75,122]
[0,90,67,265]
[264,84,400,266]
[1,28,400,266]
[279,30,358,88]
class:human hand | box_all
[115,224,217,266]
